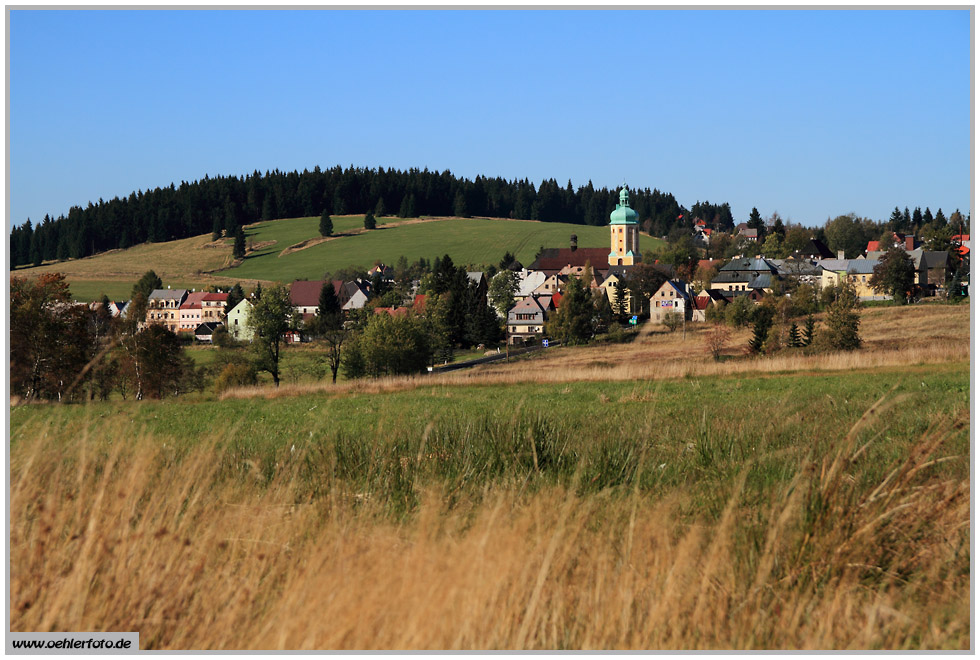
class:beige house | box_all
[598,272,639,315]
[145,289,188,333]
[818,259,882,300]
[650,280,692,324]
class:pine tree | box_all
[317,281,341,329]
[211,216,222,242]
[453,191,469,218]
[935,208,947,227]
[233,225,246,259]
[225,283,245,318]
[319,210,333,237]
[824,284,861,350]
[788,322,801,348]
[363,211,376,230]
[923,207,934,225]
[747,307,773,354]
[803,314,816,346]
[747,207,766,240]
[748,318,768,353]
[374,197,386,218]
[132,270,163,300]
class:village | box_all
[93,185,969,358]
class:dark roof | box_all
[529,247,610,271]
[800,238,834,259]
[194,322,222,335]
[719,257,776,273]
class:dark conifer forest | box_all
[10,165,737,268]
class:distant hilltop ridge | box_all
[10,165,735,268]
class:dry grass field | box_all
[9,303,971,650]
[10,406,969,649]
[221,301,970,401]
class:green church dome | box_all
[609,184,638,225]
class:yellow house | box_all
[598,272,639,315]
[818,258,881,300]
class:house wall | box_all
[227,302,254,341]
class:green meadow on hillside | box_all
[224,216,658,283]
[17,215,663,301]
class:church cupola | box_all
[608,183,641,266]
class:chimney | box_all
[905,235,915,251]
[837,250,844,260]
[570,234,578,252]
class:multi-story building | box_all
[145,289,188,333]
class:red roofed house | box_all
[201,292,229,324]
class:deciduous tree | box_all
[247,283,293,386]
[869,246,916,302]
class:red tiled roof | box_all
[866,241,880,252]
[693,296,711,311]
[290,280,326,307]
[202,292,229,302]
[551,291,563,308]
[184,291,208,305]
[531,248,610,271]
[179,302,202,310]
[374,306,409,317]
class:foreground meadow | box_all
[9,304,971,649]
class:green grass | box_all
[11,362,968,518]
[66,279,215,303]
[225,216,661,283]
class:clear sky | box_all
[8,9,972,229]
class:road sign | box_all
[629,316,638,325]
[543,339,549,347]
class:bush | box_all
[214,362,257,393]
[725,295,754,328]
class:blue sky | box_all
[9,9,971,229]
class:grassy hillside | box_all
[13,215,664,301]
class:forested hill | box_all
[10,165,735,268]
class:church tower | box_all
[608,184,640,266]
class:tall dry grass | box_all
[10,404,969,650]
[220,302,969,401]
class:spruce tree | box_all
[317,281,341,330]
[788,322,801,348]
[212,216,222,242]
[935,208,947,227]
[803,314,816,346]
[225,283,245,317]
[233,225,246,259]
[364,211,377,230]
[825,284,861,350]
[319,210,333,237]
[374,197,386,218]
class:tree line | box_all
[9,165,703,268]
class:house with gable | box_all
[817,258,883,300]
[506,294,555,345]
[710,257,779,294]
[650,280,693,323]
[145,288,188,332]
[226,298,255,342]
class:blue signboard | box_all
[543,339,549,347]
